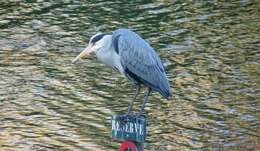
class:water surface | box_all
[0,0,259,150]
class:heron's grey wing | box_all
[112,29,171,99]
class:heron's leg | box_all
[126,85,141,115]
[139,88,151,116]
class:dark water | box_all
[0,1,259,150]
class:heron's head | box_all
[72,32,107,63]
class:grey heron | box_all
[72,29,171,116]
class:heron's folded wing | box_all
[112,29,171,98]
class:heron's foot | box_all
[120,113,129,118]
[119,111,132,120]
[138,110,146,118]
[118,113,131,123]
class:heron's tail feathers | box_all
[157,75,172,100]
[159,85,172,100]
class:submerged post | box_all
[111,114,146,151]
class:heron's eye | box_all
[91,34,106,44]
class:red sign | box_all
[119,141,137,151]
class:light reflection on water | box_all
[0,0,259,150]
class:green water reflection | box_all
[0,0,259,150]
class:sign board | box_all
[111,115,146,143]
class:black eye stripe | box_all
[91,34,106,44]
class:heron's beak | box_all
[72,45,93,63]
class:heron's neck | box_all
[96,35,114,65]
[96,35,124,75]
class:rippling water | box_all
[0,1,259,150]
